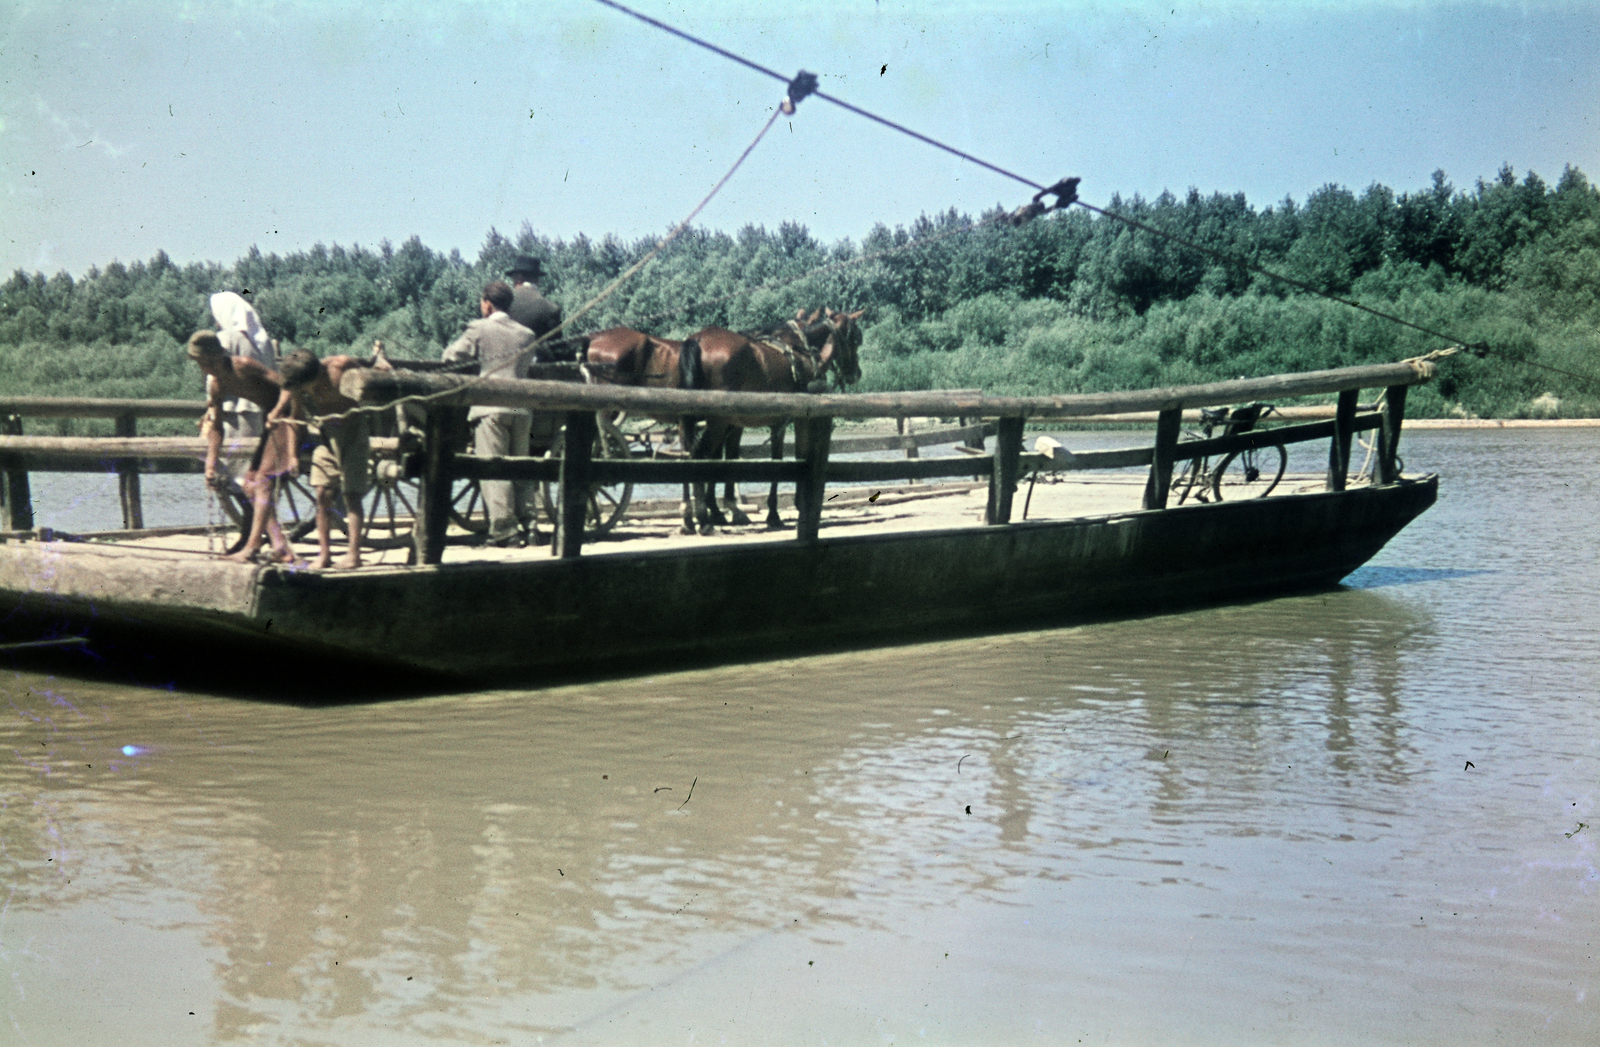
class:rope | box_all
[551,108,784,339]
[306,96,790,430]
[594,0,1043,191]
[592,0,1600,393]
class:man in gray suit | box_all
[443,281,540,547]
[504,255,563,353]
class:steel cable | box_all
[592,0,1600,392]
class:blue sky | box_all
[2,0,1596,278]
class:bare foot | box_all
[223,549,258,563]
[334,555,361,571]
[312,554,332,570]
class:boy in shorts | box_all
[279,348,390,570]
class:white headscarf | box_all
[209,291,277,368]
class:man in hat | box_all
[187,330,298,564]
[443,281,541,547]
[504,254,562,353]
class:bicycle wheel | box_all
[1171,456,1204,505]
[1209,444,1286,500]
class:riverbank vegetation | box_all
[3,164,1597,432]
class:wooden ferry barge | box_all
[0,360,1437,684]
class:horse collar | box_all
[778,319,833,388]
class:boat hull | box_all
[0,477,1437,684]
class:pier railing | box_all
[0,397,209,531]
[0,357,1436,558]
[342,357,1436,563]
[0,399,988,536]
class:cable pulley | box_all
[1007,177,1081,226]
[781,71,819,115]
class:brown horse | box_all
[678,308,865,533]
[583,326,708,526]
[583,326,688,389]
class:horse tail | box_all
[679,334,704,391]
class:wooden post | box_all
[1326,388,1359,491]
[412,407,459,565]
[1375,384,1409,485]
[1142,408,1183,510]
[985,416,1025,525]
[0,415,32,531]
[114,413,144,529]
[555,410,596,559]
[962,415,986,452]
[794,416,833,542]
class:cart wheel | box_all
[541,412,634,536]
[211,483,255,555]
[211,471,317,551]
[351,461,421,550]
[353,467,485,550]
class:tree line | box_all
[2,163,1597,433]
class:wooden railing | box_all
[0,397,208,531]
[342,358,1435,563]
[0,357,1435,556]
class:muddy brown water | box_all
[2,428,1596,1045]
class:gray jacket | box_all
[442,311,535,418]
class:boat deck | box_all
[59,472,1336,567]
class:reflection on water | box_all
[3,428,1597,1045]
[1344,564,1492,588]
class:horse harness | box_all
[754,317,840,391]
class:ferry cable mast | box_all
[592,0,1600,393]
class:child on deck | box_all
[187,331,299,564]
[278,347,391,570]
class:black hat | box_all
[505,255,542,279]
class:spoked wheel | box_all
[210,482,255,555]
[351,468,487,550]
[541,412,634,537]
[610,411,677,459]
[1210,444,1287,500]
[357,461,426,550]
[447,477,488,533]
[1171,456,1205,505]
[211,473,318,553]
[278,474,320,543]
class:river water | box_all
[2,428,1596,1046]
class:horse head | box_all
[818,308,865,389]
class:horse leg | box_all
[678,416,699,535]
[695,419,730,532]
[682,417,724,535]
[766,420,787,529]
[721,427,751,525]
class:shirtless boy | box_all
[188,330,299,564]
[278,348,389,570]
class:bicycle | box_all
[1170,402,1287,504]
